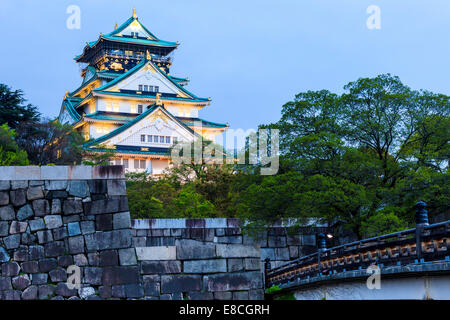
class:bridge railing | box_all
[265,201,450,288]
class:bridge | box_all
[265,201,450,300]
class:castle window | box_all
[160,136,165,143]
[143,85,148,92]
[154,136,159,143]
[140,159,146,169]
[140,135,145,142]
[155,86,159,92]
[138,105,143,113]
[165,136,171,143]
[123,159,129,168]
[147,135,152,142]
[134,159,139,169]
[149,86,154,92]
[138,85,143,91]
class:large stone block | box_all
[107,179,127,196]
[10,189,26,206]
[84,267,102,285]
[87,180,107,194]
[38,284,55,299]
[140,261,182,274]
[67,180,89,198]
[9,221,28,234]
[96,214,113,231]
[187,291,214,300]
[102,266,139,285]
[29,218,45,232]
[113,212,131,229]
[216,244,260,258]
[135,246,176,261]
[32,200,50,217]
[44,241,66,257]
[4,234,21,249]
[161,275,202,293]
[0,205,15,220]
[27,186,44,201]
[17,204,34,221]
[29,245,44,260]
[84,229,132,251]
[68,236,85,254]
[80,221,95,234]
[38,258,57,273]
[55,283,78,297]
[63,199,83,215]
[37,230,53,244]
[13,246,28,261]
[143,279,160,296]
[49,268,67,282]
[244,258,261,271]
[2,262,20,277]
[118,248,137,266]
[0,180,10,191]
[21,285,38,300]
[204,271,263,292]
[184,259,227,274]
[0,221,9,236]
[22,261,39,273]
[0,246,10,262]
[100,250,118,266]
[124,283,144,298]
[227,258,244,272]
[0,277,12,291]
[0,191,9,205]
[41,167,68,181]
[67,222,81,236]
[176,239,216,260]
[268,236,287,248]
[44,215,63,229]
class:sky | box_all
[1,0,450,134]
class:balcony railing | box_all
[265,201,450,288]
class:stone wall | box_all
[131,219,328,269]
[0,166,264,300]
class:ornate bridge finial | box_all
[415,200,429,226]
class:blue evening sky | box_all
[1,0,450,133]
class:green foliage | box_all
[82,144,115,166]
[0,124,29,165]
[265,285,282,294]
[16,119,84,165]
[0,84,40,129]
[242,74,449,238]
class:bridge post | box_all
[415,201,429,260]
[317,233,327,275]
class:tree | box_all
[0,84,40,129]
[242,74,449,238]
[15,119,84,165]
[0,124,29,165]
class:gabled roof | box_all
[84,103,200,149]
[61,96,83,122]
[75,12,178,61]
[176,117,228,128]
[92,58,209,102]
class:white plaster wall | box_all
[291,275,450,300]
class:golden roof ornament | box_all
[132,8,137,19]
[114,22,118,30]
[146,50,151,60]
[156,93,162,106]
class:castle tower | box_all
[59,9,228,175]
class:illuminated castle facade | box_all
[59,9,228,174]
